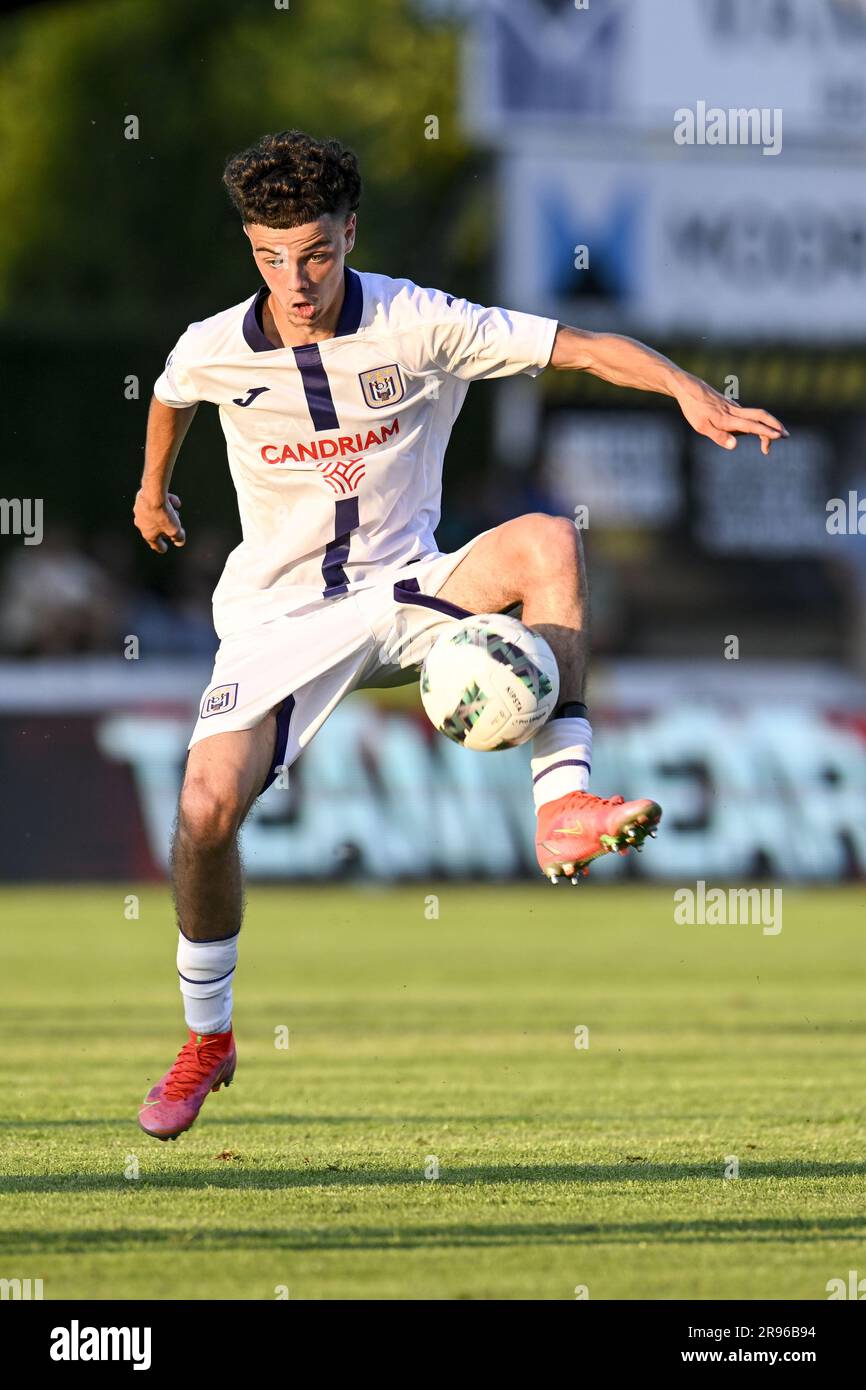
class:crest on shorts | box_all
[359,363,404,409]
[200,683,238,718]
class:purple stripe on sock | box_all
[532,758,591,785]
[177,967,236,985]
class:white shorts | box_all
[188,536,487,793]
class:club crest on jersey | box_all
[200,683,238,718]
[359,364,404,409]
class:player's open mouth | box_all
[293,302,316,318]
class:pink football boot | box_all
[536,790,662,883]
[138,1028,236,1141]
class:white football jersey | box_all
[154,268,558,638]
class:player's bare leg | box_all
[435,512,661,881]
[172,717,276,941]
[436,512,588,698]
[139,717,276,1139]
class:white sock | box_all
[531,716,593,811]
[176,933,237,1035]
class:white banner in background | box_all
[97,695,866,883]
[500,153,866,340]
[463,0,866,143]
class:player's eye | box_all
[307,253,329,263]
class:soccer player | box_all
[133,130,786,1139]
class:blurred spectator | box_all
[0,525,115,655]
[0,523,227,659]
[92,527,221,659]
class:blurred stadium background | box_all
[1,0,865,886]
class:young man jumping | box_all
[133,130,786,1140]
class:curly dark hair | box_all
[222,130,361,228]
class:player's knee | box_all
[517,512,579,581]
[177,777,243,853]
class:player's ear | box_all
[344,213,356,255]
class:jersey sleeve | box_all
[153,328,201,407]
[424,293,558,382]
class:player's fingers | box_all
[168,492,182,508]
[163,512,186,542]
[151,535,168,554]
[705,425,737,450]
[721,413,783,441]
[736,407,788,437]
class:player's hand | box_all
[676,378,788,456]
[133,489,186,553]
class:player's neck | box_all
[262,276,347,348]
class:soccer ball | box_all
[419,613,559,751]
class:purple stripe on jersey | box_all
[242,286,275,352]
[258,693,296,796]
[323,496,359,597]
[242,268,362,353]
[532,758,591,785]
[393,576,472,621]
[336,267,363,336]
[293,342,339,431]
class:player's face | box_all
[244,214,356,329]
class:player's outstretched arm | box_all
[549,324,788,455]
[134,395,198,553]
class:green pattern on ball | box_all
[441,682,487,743]
[452,629,552,701]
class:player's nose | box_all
[281,266,309,291]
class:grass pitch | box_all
[1,883,864,1300]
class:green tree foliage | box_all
[0,0,472,334]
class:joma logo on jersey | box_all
[359,364,404,408]
[233,386,270,408]
[200,683,238,718]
